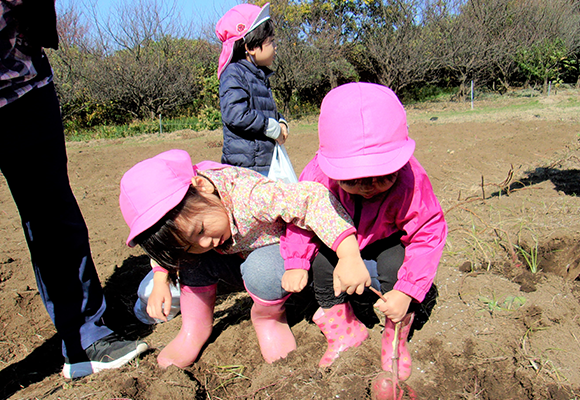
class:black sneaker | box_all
[62,333,148,378]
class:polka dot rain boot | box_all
[380,312,415,381]
[313,302,369,367]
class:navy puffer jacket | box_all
[219,60,283,174]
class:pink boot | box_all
[313,302,369,367]
[157,284,216,368]
[248,292,297,363]
[380,312,414,381]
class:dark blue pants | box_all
[0,79,112,361]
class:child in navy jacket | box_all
[216,3,288,175]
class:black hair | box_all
[231,18,275,63]
[338,173,398,188]
[133,183,222,283]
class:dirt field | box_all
[1,89,580,400]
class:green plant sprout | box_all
[479,294,526,314]
[515,240,539,273]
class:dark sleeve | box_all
[14,0,59,50]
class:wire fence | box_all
[157,110,320,135]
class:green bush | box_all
[65,119,159,141]
[401,84,456,104]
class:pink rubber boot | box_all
[313,302,369,367]
[380,312,415,381]
[157,284,216,368]
[248,292,297,363]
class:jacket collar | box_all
[239,59,274,80]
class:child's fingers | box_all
[373,299,388,315]
[163,299,172,319]
[333,275,343,297]
[355,283,365,295]
[147,304,167,322]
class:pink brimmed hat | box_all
[119,149,195,247]
[215,3,270,79]
[317,82,415,180]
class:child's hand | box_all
[147,271,173,322]
[374,290,412,323]
[333,255,371,296]
[334,234,371,296]
[277,123,289,144]
[281,269,308,293]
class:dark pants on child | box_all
[179,244,288,302]
[312,232,405,307]
[178,252,244,289]
[312,232,437,329]
[0,80,112,361]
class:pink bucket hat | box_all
[317,82,415,180]
[215,3,270,79]
[119,149,195,247]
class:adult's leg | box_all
[0,83,112,361]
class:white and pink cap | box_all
[215,3,270,79]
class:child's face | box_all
[174,177,232,254]
[247,36,276,67]
[174,205,231,254]
[338,172,399,199]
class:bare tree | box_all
[269,0,357,115]
[439,0,580,96]
[511,0,580,91]
[81,0,214,119]
[47,2,98,121]
[351,0,447,93]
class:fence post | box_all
[471,80,474,110]
[159,114,162,134]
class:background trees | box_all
[50,0,580,133]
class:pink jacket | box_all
[280,154,447,303]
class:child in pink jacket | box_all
[280,82,447,386]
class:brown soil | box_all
[2,89,580,400]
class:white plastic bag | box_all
[267,143,298,184]
[134,270,181,324]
